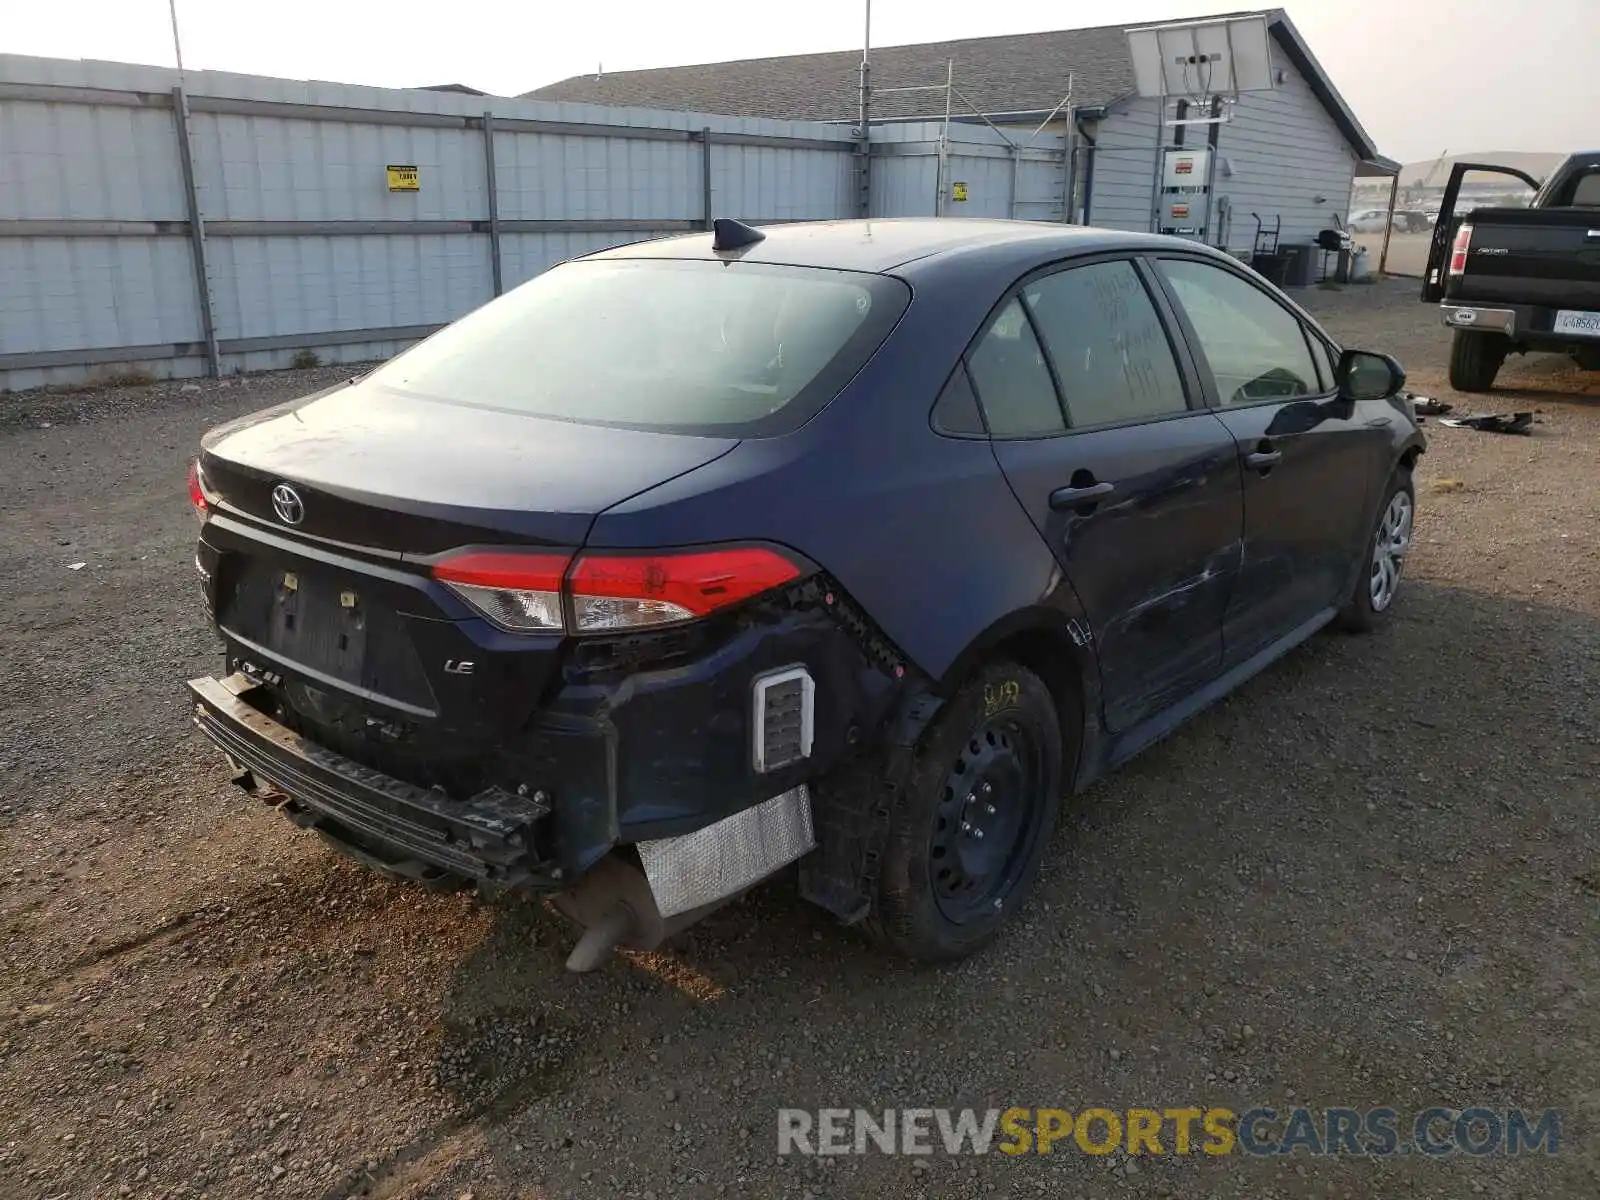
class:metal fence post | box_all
[701,128,714,230]
[1008,144,1020,219]
[482,112,503,296]
[171,86,220,377]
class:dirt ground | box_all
[2,277,1598,1200]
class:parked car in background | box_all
[1351,208,1430,234]
[1424,152,1600,390]
[184,218,1424,970]
[1349,209,1394,233]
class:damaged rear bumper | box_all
[188,670,826,922]
[188,673,560,890]
[187,574,918,952]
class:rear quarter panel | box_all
[587,266,1084,686]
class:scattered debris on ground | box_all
[1440,410,1537,434]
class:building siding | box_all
[1085,37,1360,253]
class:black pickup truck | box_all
[1422,152,1600,391]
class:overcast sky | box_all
[8,0,1595,163]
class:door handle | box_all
[1245,444,1283,471]
[1049,480,1115,509]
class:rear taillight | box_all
[569,547,801,632]
[187,459,208,516]
[432,551,569,632]
[1448,223,1473,275]
[431,545,804,634]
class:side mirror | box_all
[1337,349,1405,401]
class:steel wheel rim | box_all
[929,717,1046,924]
[1369,490,1413,612]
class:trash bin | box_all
[1282,243,1317,288]
[1251,252,1290,285]
[1336,246,1372,283]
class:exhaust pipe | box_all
[552,785,815,971]
[550,854,728,972]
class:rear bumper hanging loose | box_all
[188,673,559,889]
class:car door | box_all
[968,256,1243,733]
[1151,255,1392,666]
[1421,162,1542,301]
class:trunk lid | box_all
[201,378,739,554]
[1448,207,1600,308]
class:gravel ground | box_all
[2,278,1598,1200]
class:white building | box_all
[528,8,1399,257]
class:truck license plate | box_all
[1553,309,1600,338]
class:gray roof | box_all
[524,10,1380,161]
[417,82,490,96]
[525,19,1139,122]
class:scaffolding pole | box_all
[857,0,871,216]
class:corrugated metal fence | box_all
[868,122,1070,222]
[0,56,862,390]
[0,55,1069,391]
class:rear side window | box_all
[931,364,987,435]
[361,258,909,436]
[1023,260,1188,427]
[966,298,1065,437]
[1567,171,1600,207]
[1157,259,1321,404]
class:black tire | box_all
[1337,469,1415,633]
[1448,330,1507,392]
[867,661,1064,962]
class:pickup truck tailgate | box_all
[1451,207,1600,308]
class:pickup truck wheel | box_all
[1337,469,1414,633]
[1448,330,1508,392]
[867,662,1063,962]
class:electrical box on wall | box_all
[1164,194,1209,232]
[1158,146,1215,238]
[1161,149,1211,189]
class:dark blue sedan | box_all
[185,218,1423,969]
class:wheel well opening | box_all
[1400,445,1423,472]
[987,628,1085,762]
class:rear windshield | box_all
[364,257,909,436]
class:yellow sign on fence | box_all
[386,164,420,192]
[951,181,969,202]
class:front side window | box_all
[1157,259,1322,405]
[361,258,908,436]
[965,297,1065,437]
[1023,260,1189,427]
[1309,334,1339,392]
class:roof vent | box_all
[711,218,766,252]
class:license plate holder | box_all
[1553,309,1600,338]
[269,569,369,681]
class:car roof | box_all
[582,217,1189,275]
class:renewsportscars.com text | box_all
[777,1107,1560,1157]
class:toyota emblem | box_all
[271,484,305,526]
